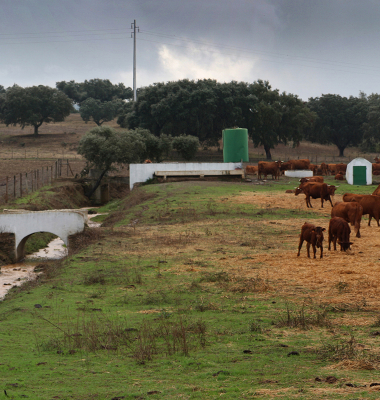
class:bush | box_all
[172,135,199,161]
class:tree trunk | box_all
[85,168,108,199]
[264,145,272,160]
[33,125,39,136]
[337,145,346,157]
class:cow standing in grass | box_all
[297,223,325,259]
[328,217,353,251]
[331,201,363,238]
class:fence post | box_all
[5,176,8,203]
[51,166,53,184]
[41,167,44,186]
[13,175,16,199]
[20,173,22,197]
[25,172,28,194]
[37,170,39,189]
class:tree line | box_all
[1,78,380,160]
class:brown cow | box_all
[289,159,311,170]
[320,162,328,176]
[245,165,258,175]
[328,217,353,252]
[327,164,337,175]
[372,163,380,174]
[280,161,292,175]
[335,163,347,174]
[297,222,325,259]
[295,182,334,208]
[309,163,318,175]
[258,161,281,180]
[343,193,380,226]
[375,156,380,163]
[372,185,380,196]
[331,201,363,238]
[299,176,324,184]
[335,173,344,180]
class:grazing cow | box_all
[335,172,344,180]
[289,159,311,170]
[343,193,380,226]
[297,223,325,259]
[295,182,334,208]
[320,162,328,176]
[258,161,282,180]
[299,176,324,184]
[245,165,258,175]
[144,159,152,163]
[331,201,363,238]
[328,217,352,251]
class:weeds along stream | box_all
[0,210,104,300]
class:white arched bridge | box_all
[0,210,87,261]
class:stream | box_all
[0,211,104,300]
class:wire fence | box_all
[0,159,81,204]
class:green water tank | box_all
[222,128,249,163]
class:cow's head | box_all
[294,187,303,196]
[328,185,337,195]
[313,227,326,248]
[299,178,309,184]
[338,240,353,251]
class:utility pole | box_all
[131,19,139,101]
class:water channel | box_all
[0,211,103,300]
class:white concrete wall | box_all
[346,157,372,185]
[129,162,242,189]
[284,170,313,178]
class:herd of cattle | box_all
[245,158,380,180]
[244,158,380,260]
[295,176,380,259]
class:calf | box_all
[297,222,325,259]
[335,173,344,180]
[328,217,352,251]
[245,165,258,175]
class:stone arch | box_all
[16,231,67,262]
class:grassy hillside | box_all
[2,179,380,399]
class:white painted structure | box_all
[346,157,372,185]
[129,162,243,190]
[284,170,313,178]
[0,210,87,261]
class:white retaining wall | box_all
[284,170,313,178]
[129,162,242,190]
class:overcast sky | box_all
[1,0,380,101]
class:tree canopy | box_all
[0,85,73,136]
[56,79,133,104]
[118,79,315,158]
[306,94,368,157]
[79,98,123,126]
[77,126,146,197]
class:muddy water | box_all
[0,210,105,300]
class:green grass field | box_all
[1,178,380,399]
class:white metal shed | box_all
[346,157,372,185]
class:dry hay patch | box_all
[231,191,344,217]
